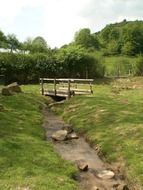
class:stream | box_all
[43,106,127,190]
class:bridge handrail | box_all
[40,78,94,99]
[40,78,94,82]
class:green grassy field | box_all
[104,56,138,76]
[0,85,78,190]
[52,78,143,188]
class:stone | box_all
[91,186,99,190]
[1,87,13,95]
[7,82,22,93]
[51,130,68,141]
[1,82,22,96]
[76,159,88,171]
[116,184,129,190]
[67,132,79,139]
[112,183,120,188]
[62,124,73,134]
[96,170,115,179]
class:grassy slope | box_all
[0,85,78,190]
[104,56,137,76]
[53,78,143,187]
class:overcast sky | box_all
[0,0,143,48]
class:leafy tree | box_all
[55,44,104,78]
[31,36,48,53]
[98,20,143,55]
[0,30,7,49]
[121,41,135,56]
[74,28,100,50]
[6,34,21,52]
[21,37,33,53]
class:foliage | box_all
[74,28,100,50]
[21,37,33,53]
[0,53,54,84]
[6,34,21,53]
[0,30,7,48]
[55,45,104,78]
[0,49,104,84]
[99,20,143,56]
[31,36,48,53]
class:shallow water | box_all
[43,107,125,190]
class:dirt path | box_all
[43,106,126,190]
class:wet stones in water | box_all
[96,170,115,179]
[91,186,99,190]
[62,124,73,134]
[51,127,79,141]
[51,130,68,141]
[67,132,79,140]
[116,184,129,190]
[76,159,88,171]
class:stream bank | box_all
[43,106,129,190]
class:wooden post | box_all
[41,78,44,95]
[68,79,71,99]
[54,79,56,96]
[90,82,93,94]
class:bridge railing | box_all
[40,78,94,99]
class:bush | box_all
[0,50,104,84]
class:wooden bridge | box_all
[40,78,94,99]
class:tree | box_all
[74,28,100,50]
[0,30,7,49]
[31,36,48,53]
[55,44,104,78]
[21,37,33,53]
[6,34,21,52]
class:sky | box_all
[0,0,143,48]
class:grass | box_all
[104,55,138,76]
[52,78,143,187]
[0,85,78,190]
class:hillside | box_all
[96,20,143,56]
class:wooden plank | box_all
[44,91,68,97]
[74,91,91,95]
[59,87,92,92]
[40,78,94,82]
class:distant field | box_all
[53,77,143,189]
[104,56,138,76]
[0,86,78,190]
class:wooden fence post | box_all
[68,79,71,99]
[90,82,93,94]
[54,79,57,96]
[41,78,44,95]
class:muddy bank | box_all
[42,106,129,190]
